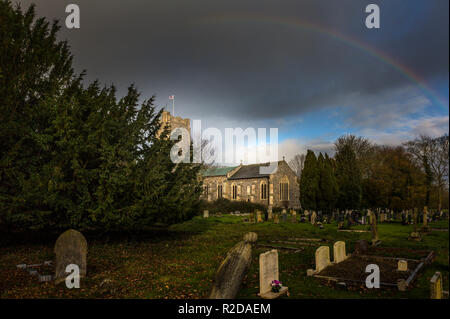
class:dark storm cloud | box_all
[16,0,449,121]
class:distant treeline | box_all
[292,134,449,212]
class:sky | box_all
[17,0,449,164]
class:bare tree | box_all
[404,134,449,211]
[289,154,306,178]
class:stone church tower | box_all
[158,110,191,138]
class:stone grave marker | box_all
[274,214,280,224]
[291,211,297,223]
[423,206,429,227]
[54,229,87,283]
[430,271,443,299]
[311,211,317,225]
[307,246,331,276]
[257,211,263,223]
[203,210,209,218]
[397,260,408,272]
[259,250,288,299]
[267,206,273,221]
[333,241,348,264]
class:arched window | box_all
[260,181,268,200]
[232,184,238,200]
[279,176,289,201]
[218,184,223,198]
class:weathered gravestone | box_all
[397,260,408,272]
[311,211,317,226]
[333,241,348,264]
[307,246,331,276]
[274,214,280,224]
[430,271,443,299]
[209,239,253,299]
[203,210,209,218]
[259,250,288,299]
[256,211,263,223]
[423,206,429,227]
[243,232,258,243]
[267,206,273,221]
[291,211,297,223]
[54,229,87,283]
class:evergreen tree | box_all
[300,150,319,210]
[0,1,203,232]
[335,143,362,209]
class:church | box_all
[201,161,300,209]
[158,110,300,209]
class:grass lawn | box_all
[0,215,448,299]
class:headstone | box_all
[291,211,297,223]
[257,211,263,223]
[311,211,317,225]
[243,232,258,243]
[267,206,273,220]
[259,250,288,299]
[333,241,348,263]
[282,211,287,223]
[430,272,443,299]
[209,241,252,299]
[54,229,88,283]
[380,213,385,223]
[307,246,331,275]
[203,210,209,218]
[397,260,408,272]
[274,214,280,224]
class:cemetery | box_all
[1,209,448,299]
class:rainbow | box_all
[194,14,448,111]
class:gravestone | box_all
[267,206,273,221]
[274,214,280,224]
[430,272,443,299]
[259,250,288,299]
[333,241,348,263]
[307,246,331,276]
[209,241,252,299]
[397,260,408,272]
[380,213,385,223]
[243,232,258,243]
[54,229,87,283]
[203,210,209,218]
[257,211,263,223]
[311,211,317,225]
[282,211,287,223]
[291,211,297,223]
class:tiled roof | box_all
[227,162,281,180]
[202,166,238,177]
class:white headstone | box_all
[430,271,443,299]
[333,241,347,263]
[315,246,331,272]
[203,210,209,218]
[259,250,279,295]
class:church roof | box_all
[227,161,281,180]
[202,166,238,177]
